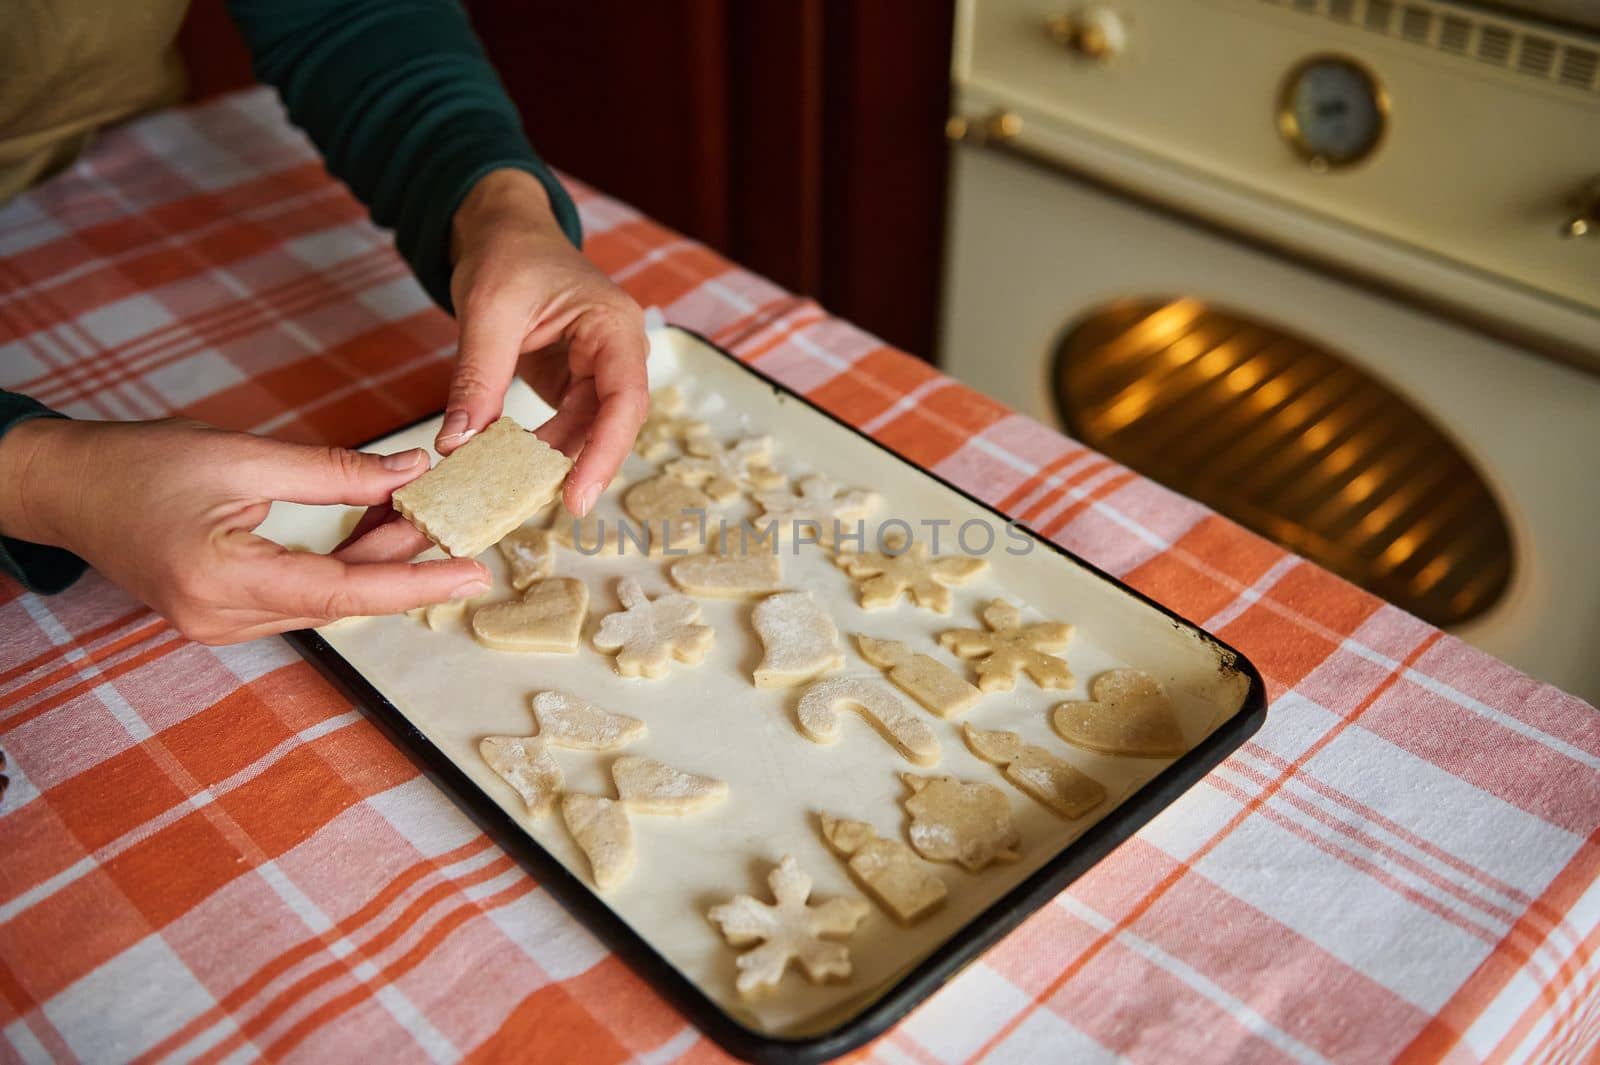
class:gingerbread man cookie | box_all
[593,578,715,678]
[835,539,986,614]
[752,474,877,547]
[939,599,1073,692]
[665,435,783,502]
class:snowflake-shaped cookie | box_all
[635,386,711,460]
[665,435,784,502]
[707,854,870,997]
[938,599,1073,692]
[835,540,987,614]
[753,474,878,546]
[593,578,715,678]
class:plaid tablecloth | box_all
[1,88,1596,1065]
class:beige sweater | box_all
[0,0,188,202]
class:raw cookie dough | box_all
[819,814,946,925]
[593,578,715,678]
[665,435,783,502]
[407,589,488,631]
[547,502,640,558]
[751,474,878,547]
[855,635,982,719]
[795,676,941,766]
[479,736,563,818]
[835,540,987,614]
[532,690,646,751]
[963,723,1107,820]
[752,591,844,688]
[623,474,717,555]
[669,552,783,597]
[707,854,870,998]
[1051,668,1189,758]
[497,525,557,590]
[636,385,711,460]
[561,793,635,891]
[900,773,1022,872]
[471,578,589,653]
[392,417,571,558]
[612,755,728,814]
[940,599,1074,692]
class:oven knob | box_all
[1042,7,1127,62]
[1562,179,1600,238]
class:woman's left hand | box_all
[441,168,649,516]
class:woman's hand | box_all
[0,418,489,644]
[443,169,649,517]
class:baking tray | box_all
[261,325,1266,1063]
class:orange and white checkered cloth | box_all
[1,89,1596,1065]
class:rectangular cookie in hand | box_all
[393,417,571,558]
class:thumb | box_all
[241,437,433,506]
[439,302,525,454]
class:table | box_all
[1,88,1596,1065]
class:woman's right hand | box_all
[0,417,490,644]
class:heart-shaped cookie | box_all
[1050,669,1188,758]
[471,577,588,653]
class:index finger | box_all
[566,315,649,512]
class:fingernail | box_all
[381,448,424,471]
[438,410,471,442]
[450,577,490,600]
[574,482,601,518]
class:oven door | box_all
[939,142,1600,703]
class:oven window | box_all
[1053,298,1514,628]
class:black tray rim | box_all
[284,323,1269,1064]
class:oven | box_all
[939,0,1600,702]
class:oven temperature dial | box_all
[1277,55,1388,171]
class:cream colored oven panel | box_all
[952,0,1600,365]
[939,142,1600,703]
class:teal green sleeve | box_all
[0,393,88,595]
[224,0,583,312]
